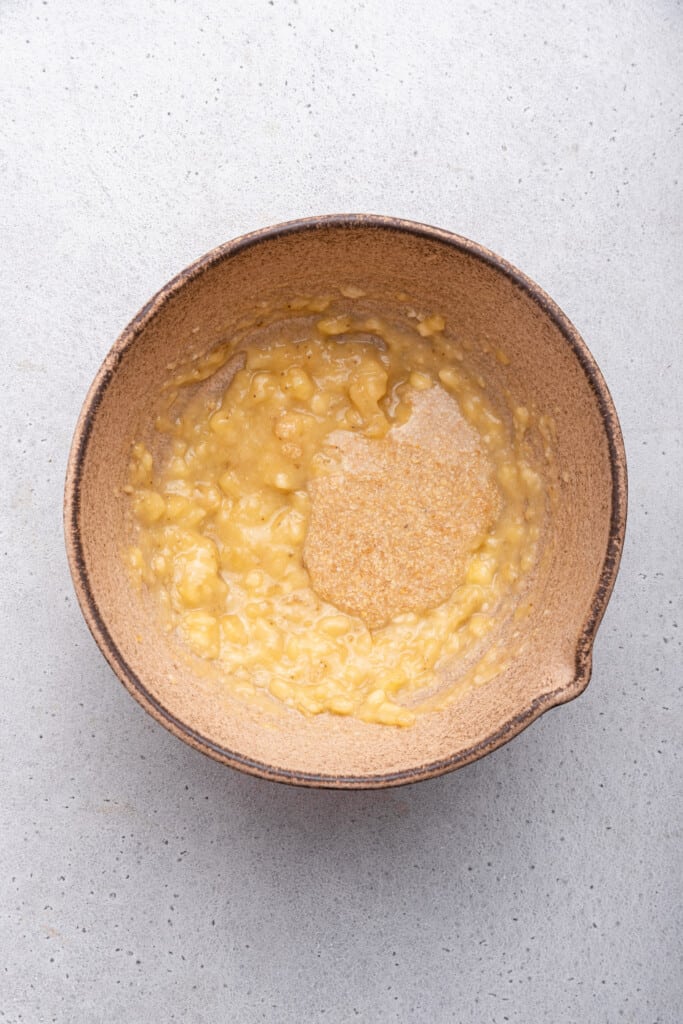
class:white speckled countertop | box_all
[1,2,680,1021]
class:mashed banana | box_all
[126,300,545,726]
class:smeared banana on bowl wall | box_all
[125,297,546,727]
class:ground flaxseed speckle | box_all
[304,386,501,629]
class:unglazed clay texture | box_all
[65,218,626,785]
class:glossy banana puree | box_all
[125,296,546,727]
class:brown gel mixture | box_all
[304,388,501,628]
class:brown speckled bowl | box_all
[64,215,627,788]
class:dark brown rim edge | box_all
[64,214,628,789]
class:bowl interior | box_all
[66,218,625,786]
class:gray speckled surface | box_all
[1,1,681,1021]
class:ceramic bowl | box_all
[64,215,626,787]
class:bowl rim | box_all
[64,213,628,788]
